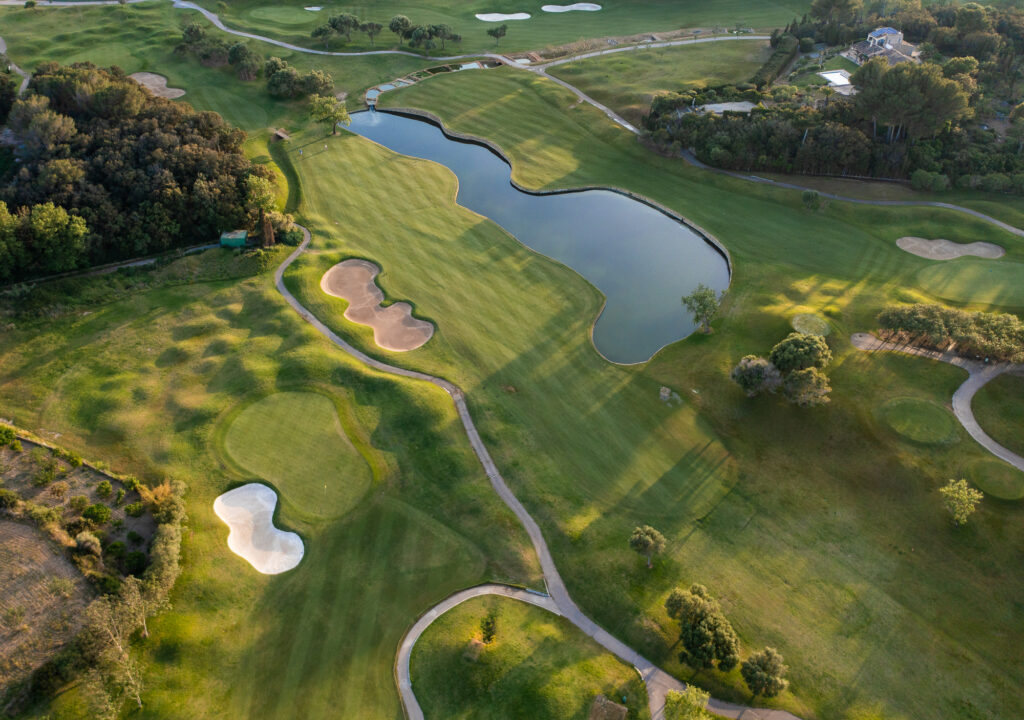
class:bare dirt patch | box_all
[129,72,185,99]
[0,521,92,691]
[897,236,1004,260]
[320,259,434,351]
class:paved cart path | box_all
[851,333,1024,471]
[277,226,801,720]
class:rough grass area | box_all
[0,521,92,691]
[372,69,1024,720]
[915,259,1024,309]
[0,251,541,719]
[411,596,650,720]
[190,0,808,56]
[548,40,772,125]
[221,391,373,520]
[879,397,958,445]
[972,372,1024,459]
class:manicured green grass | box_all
[916,259,1024,309]
[194,0,810,56]
[411,596,650,720]
[221,391,373,520]
[790,313,831,336]
[548,39,772,124]
[963,458,1024,501]
[368,68,1024,720]
[972,372,1024,459]
[880,397,958,445]
[0,257,541,719]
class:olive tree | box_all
[486,24,507,46]
[782,367,831,407]
[309,94,350,135]
[664,686,711,720]
[682,284,722,334]
[629,525,666,569]
[389,15,411,45]
[665,584,739,670]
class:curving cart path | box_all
[277,226,801,720]
[0,35,31,95]
[851,333,1024,471]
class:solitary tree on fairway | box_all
[311,25,335,50]
[309,94,350,135]
[629,525,666,568]
[741,647,789,697]
[665,584,740,670]
[480,608,498,643]
[487,24,507,46]
[682,284,721,333]
[939,479,983,525]
[389,15,411,45]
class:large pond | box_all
[345,110,730,364]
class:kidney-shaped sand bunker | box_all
[213,483,304,574]
[320,259,434,351]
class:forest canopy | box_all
[0,62,269,283]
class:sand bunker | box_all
[542,3,601,11]
[129,72,185,99]
[475,12,531,21]
[897,236,1004,260]
[304,5,323,10]
[213,484,303,574]
[320,259,434,351]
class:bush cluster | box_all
[752,34,799,87]
[877,303,1024,362]
[731,332,833,407]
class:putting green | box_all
[223,391,372,519]
[916,260,1024,308]
[791,313,830,336]
[247,5,321,27]
[964,458,1024,501]
[880,397,958,445]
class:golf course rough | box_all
[320,259,434,352]
[222,391,373,519]
[213,483,304,574]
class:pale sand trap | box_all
[897,236,1005,260]
[542,3,602,11]
[129,72,185,99]
[320,259,434,351]
[304,5,323,10]
[213,484,303,575]
[475,12,531,21]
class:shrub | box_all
[741,647,789,697]
[0,426,15,446]
[798,36,815,53]
[114,488,126,506]
[75,531,102,556]
[69,495,89,512]
[127,530,144,546]
[0,488,19,509]
[49,480,69,497]
[96,480,112,499]
[105,541,126,560]
[82,503,112,525]
[939,478,983,525]
[783,367,832,407]
[125,502,146,518]
[280,227,304,246]
[770,332,832,372]
[26,502,61,525]
[751,35,798,87]
[801,190,821,210]
[124,551,148,576]
[665,584,739,671]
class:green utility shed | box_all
[219,230,249,248]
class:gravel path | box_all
[277,227,801,720]
[0,36,31,95]
[851,333,1024,472]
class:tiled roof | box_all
[869,27,899,37]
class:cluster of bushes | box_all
[385,15,461,50]
[0,72,17,124]
[665,583,789,698]
[0,62,272,283]
[263,57,333,99]
[177,23,263,80]
[731,332,834,407]
[877,304,1024,362]
[752,34,799,87]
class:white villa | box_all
[844,27,920,66]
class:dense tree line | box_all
[877,303,1024,361]
[0,63,270,283]
[312,13,459,51]
[646,1,1024,188]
